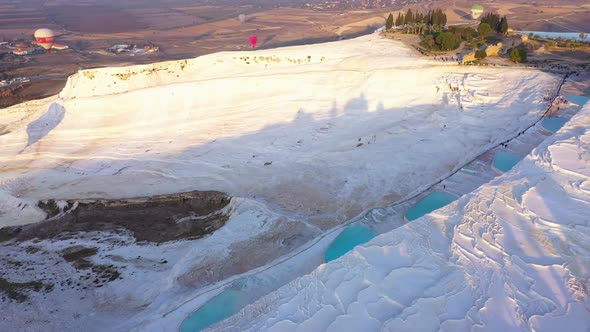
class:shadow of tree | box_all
[262,34,276,46]
[454,9,471,20]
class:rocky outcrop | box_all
[461,42,503,63]
[3,191,231,243]
[485,42,502,56]
[461,51,478,63]
[502,34,527,53]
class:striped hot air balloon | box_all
[34,28,56,52]
[471,5,484,20]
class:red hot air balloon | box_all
[249,35,258,49]
[34,28,56,53]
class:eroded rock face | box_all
[0,191,232,310]
[3,190,231,243]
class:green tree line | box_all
[480,13,508,34]
[421,26,476,51]
[389,8,447,34]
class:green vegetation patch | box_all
[475,50,487,59]
[0,228,16,243]
[480,13,508,35]
[61,246,98,262]
[0,277,53,302]
[509,47,528,63]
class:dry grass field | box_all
[46,5,148,33]
[0,4,386,53]
[488,2,590,32]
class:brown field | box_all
[0,78,66,108]
[45,5,149,33]
[0,0,588,108]
[0,9,49,30]
[488,3,590,32]
[399,0,590,32]
[0,1,387,108]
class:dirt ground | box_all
[45,5,149,33]
[0,78,66,108]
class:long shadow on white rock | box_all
[23,102,65,150]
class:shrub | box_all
[436,32,456,51]
[480,13,508,33]
[509,47,527,63]
[477,23,492,39]
[386,13,394,30]
[475,50,487,59]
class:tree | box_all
[580,32,587,41]
[395,12,404,27]
[386,13,394,30]
[509,47,527,62]
[436,32,456,51]
[428,8,447,32]
[429,10,438,32]
[475,50,487,59]
[392,8,447,35]
[425,34,435,48]
[463,27,475,42]
[478,23,492,39]
[500,16,508,34]
[480,13,501,32]
[405,9,413,25]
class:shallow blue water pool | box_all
[180,288,250,332]
[542,117,568,133]
[493,150,522,173]
[324,225,377,263]
[563,94,589,107]
[405,191,457,221]
[516,31,589,41]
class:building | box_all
[51,43,69,50]
[108,44,158,55]
[108,44,131,53]
[12,48,34,55]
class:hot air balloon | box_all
[34,28,56,52]
[238,14,246,23]
[471,4,484,20]
[249,35,258,49]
